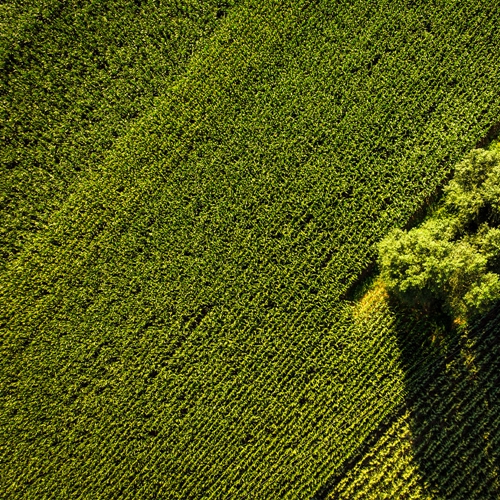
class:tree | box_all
[378,148,500,320]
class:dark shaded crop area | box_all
[324,301,500,499]
[1,0,240,265]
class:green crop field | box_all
[2,0,500,498]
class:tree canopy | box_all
[378,148,500,320]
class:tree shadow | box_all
[392,298,500,498]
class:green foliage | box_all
[443,148,500,227]
[378,219,456,309]
[379,149,500,320]
[2,0,500,498]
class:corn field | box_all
[2,0,500,498]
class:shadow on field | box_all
[392,300,500,498]
[314,292,500,499]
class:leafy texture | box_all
[379,149,500,319]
